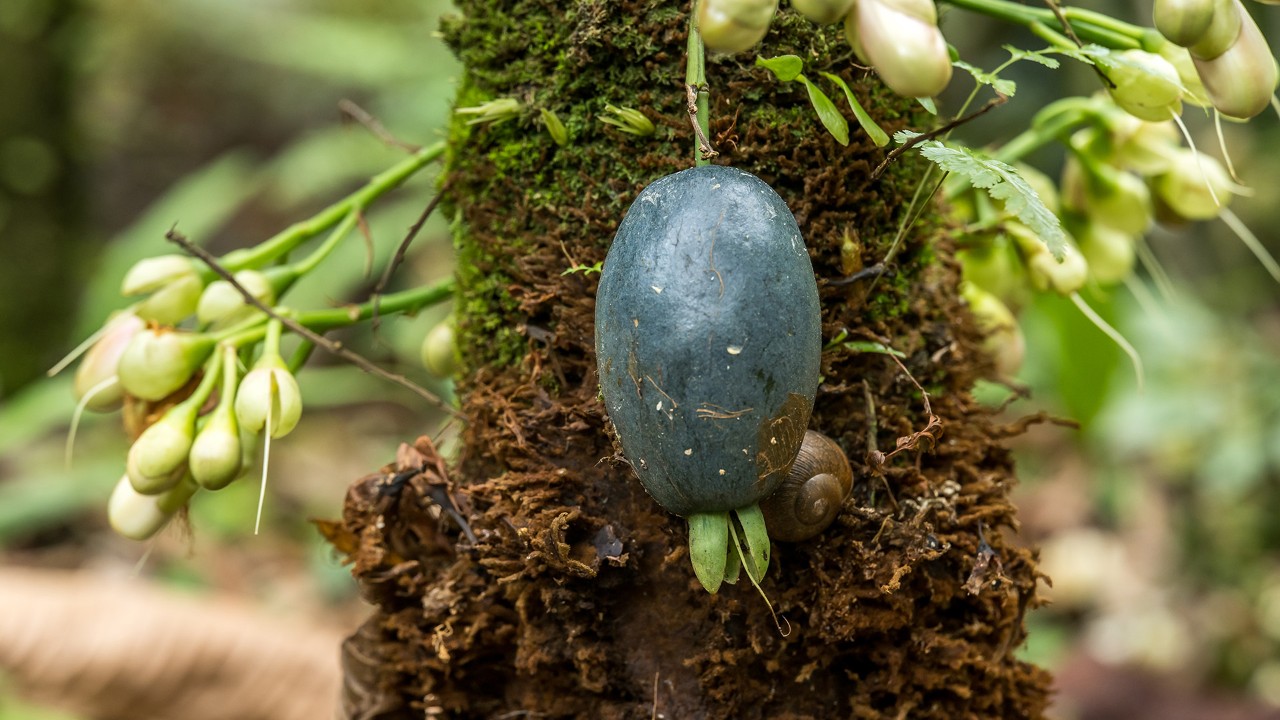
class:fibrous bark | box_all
[331,2,1052,717]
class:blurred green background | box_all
[2,1,1280,719]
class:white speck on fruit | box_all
[652,285,663,294]
[770,437,777,445]
[684,448,692,456]
[742,448,748,455]
[727,345,742,355]
[718,469,726,475]
[633,318,639,327]
[656,401,663,412]
[711,183,721,190]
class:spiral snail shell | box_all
[760,430,854,542]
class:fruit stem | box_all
[686,11,711,167]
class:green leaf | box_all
[688,512,730,594]
[755,54,804,82]
[797,75,849,146]
[561,261,602,276]
[953,60,1017,97]
[917,96,938,114]
[843,340,907,357]
[732,504,771,584]
[897,132,1067,259]
[818,72,890,147]
[1003,44,1061,69]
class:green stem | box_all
[292,209,360,276]
[992,104,1095,164]
[939,0,1144,49]
[297,278,456,332]
[686,12,710,167]
[219,142,445,273]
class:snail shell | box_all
[760,430,854,542]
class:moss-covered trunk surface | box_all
[333,2,1052,717]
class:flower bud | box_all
[957,232,1031,312]
[1157,44,1211,106]
[135,274,202,325]
[961,282,1025,377]
[1074,220,1137,286]
[698,0,780,53]
[1192,6,1279,119]
[1154,0,1217,47]
[791,0,855,24]
[74,312,145,412]
[108,473,197,541]
[847,0,952,98]
[599,105,656,137]
[121,255,199,296]
[189,415,242,490]
[1009,222,1088,295]
[421,321,459,379]
[1106,113,1181,174]
[126,401,198,494]
[1101,50,1184,121]
[1084,167,1153,237]
[1189,0,1243,60]
[117,328,215,401]
[196,270,276,326]
[1154,148,1233,220]
[235,356,302,439]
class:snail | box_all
[760,430,854,542]
[595,165,822,593]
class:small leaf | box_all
[755,54,804,83]
[689,512,730,594]
[561,261,602,277]
[539,108,568,146]
[953,60,1017,97]
[819,72,890,147]
[917,96,938,114]
[897,133,1067,259]
[1003,44,1062,69]
[842,340,906,358]
[797,75,849,146]
[732,504,770,584]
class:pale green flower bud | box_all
[189,415,242,490]
[1074,220,1137,286]
[1105,113,1181,174]
[108,474,197,541]
[1101,50,1184,121]
[698,0,780,54]
[848,0,952,98]
[196,270,276,326]
[1192,7,1279,119]
[121,255,199,296]
[421,321,459,379]
[235,356,302,439]
[1084,167,1153,237]
[958,231,1031,312]
[960,282,1025,377]
[791,0,855,24]
[1189,0,1243,60]
[1155,148,1233,220]
[117,329,215,401]
[1009,222,1088,295]
[454,98,522,126]
[74,312,145,413]
[136,274,202,325]
[126,400,199,494]
[1154,0,1217,47]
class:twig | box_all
[871,96,1007,179]
[338,99,421,152]
[165,228,461,417]
[372,181,451,331]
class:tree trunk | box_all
[332,2,1052,717]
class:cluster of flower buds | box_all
[1152,0,1279,118]
[73,255,304,541]
[956,96,1237,376]
[698,0,951,98]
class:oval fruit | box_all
[595,165,821,517]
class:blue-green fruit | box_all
[595,165,821,517]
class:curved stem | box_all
[939,0,1144,49]
[297,278,455,332]
[219,142,444,273]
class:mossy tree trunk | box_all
[335,2,1052,717]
